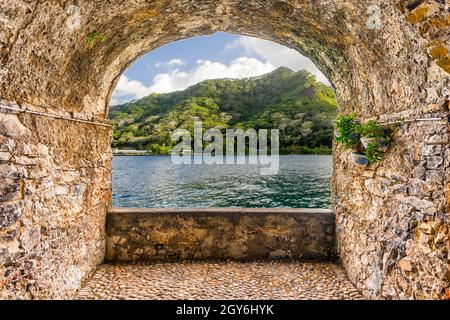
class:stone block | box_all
[0,114,31,138]
[54,185,69,196]
[28,168,48,179]
[0,139,15,152]
[0,151,11,163]
[427,134,448,145]
[0,204,22,228]
[409,179,431,198]
[13,156,39,166]
[422,144,442,156]
[412,165,426,180]
[426,156,443,169]
[0,164,25,180]
[20,226,41,252]
[22,144,38,157]
[37,144,49,156]
[398,257,414,272]
[395,195,435,214]
[0,178,21,202]
[426,170,443,185]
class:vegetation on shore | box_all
[109,67,338,155]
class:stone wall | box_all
[0,101,112,299]
[334,1,450,300]
[0,0,449,300]
[334,106,450,300]
[106,208,336,262]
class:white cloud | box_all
[109,97,120,106]
[155,58,185,68]
[167,58,185,66]
[148,57,274,94]
[111,75,151,105]
[227,36,330,85]
[111,57,275,105]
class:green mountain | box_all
[109,67,338,155]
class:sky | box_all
[110,32,329,106]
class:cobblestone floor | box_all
[76,261,364,300]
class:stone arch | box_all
[0,1,449,299]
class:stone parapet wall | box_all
[0,102,112,299]
[106,208,336,262]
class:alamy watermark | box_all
[171,122,280,176]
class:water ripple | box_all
[112,155,332,209]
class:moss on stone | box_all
[132,8,159,22]
[436,57,450,74]
[406,5,430,24]
[430,43,449,60]
[419,16,450,34]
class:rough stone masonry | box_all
[105,208,336,262]
[0,0,449,299]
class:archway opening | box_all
[108,32,337,210]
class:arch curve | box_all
[2,1,447,117]
[0,0,449,300]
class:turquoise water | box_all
[112,155,332,208]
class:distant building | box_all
[113,149,152,156]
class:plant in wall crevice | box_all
[334,113,361,150]
[86,31,107,47]
[365,142,384,164]
[334,114,393,167]
[359,120,391,152]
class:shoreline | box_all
[112,147,332,157]
[112,153,332,156]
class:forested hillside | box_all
[109,67,338,154]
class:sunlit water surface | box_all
[112,155,332,208]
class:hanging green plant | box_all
[334,114,362,151]
[358,120,391,152]
[334,115,394,167]
[365,142,384,164]
[359,120,385,138]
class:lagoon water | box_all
[112,155,332,209]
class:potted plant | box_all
[351,149,369,167]
[365,142,383,164]
[334,114,361,150]
[358,120,391,152]
[335,114,370,167]
[335,114,395,167]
